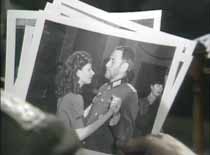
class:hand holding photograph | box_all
[12,11,193,154]
[3,0,202,155]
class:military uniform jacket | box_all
[85,79,139,147]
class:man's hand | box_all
[110,95,122,114]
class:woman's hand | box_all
[108,95,122,126]
[109,113,121,126]
[109,95,122,114]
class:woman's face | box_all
[77,63,95,87]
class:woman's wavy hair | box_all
[55,51,92,98]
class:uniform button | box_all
[94,112,98,116]
[101,98,104,102]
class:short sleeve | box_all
[57,108,73,129]
[56,94,84,129]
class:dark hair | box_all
[115,46,136,82]
[55,51,92,98]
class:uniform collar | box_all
[108,78,128,88]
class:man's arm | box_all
[110,91,139,146]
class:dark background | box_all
[1,0,209,155]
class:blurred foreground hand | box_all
[122,133,196,155]
[1,89,80,155]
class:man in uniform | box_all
[134,82,163,136]
[84,46,139,154]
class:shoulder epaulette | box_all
[126,83,137,93]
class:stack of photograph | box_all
[4,0,199,154]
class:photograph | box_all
[2,1,209,155]
[47,2,161,30]
[14,25,34,93]
[14,13,182,154]
[53,0,196,93]
[46,0,194,95]
[44,2,199,145]
[5,10,38,92]
[13,4,163,97]
[111,10,162,30]
[152,41,196,134]
[13,2,180,97]
[54,0,193,46]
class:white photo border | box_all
[51,0,196,102]
[5,10,38,92]
[152,41,196,134]
[111,10,162,31]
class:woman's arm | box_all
[76,95,122,141]
[83,104,92,118]
[76,109,113,140]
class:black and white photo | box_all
[12,12,188,154]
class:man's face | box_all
[105,50,124,81]
[151,84,163,97]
